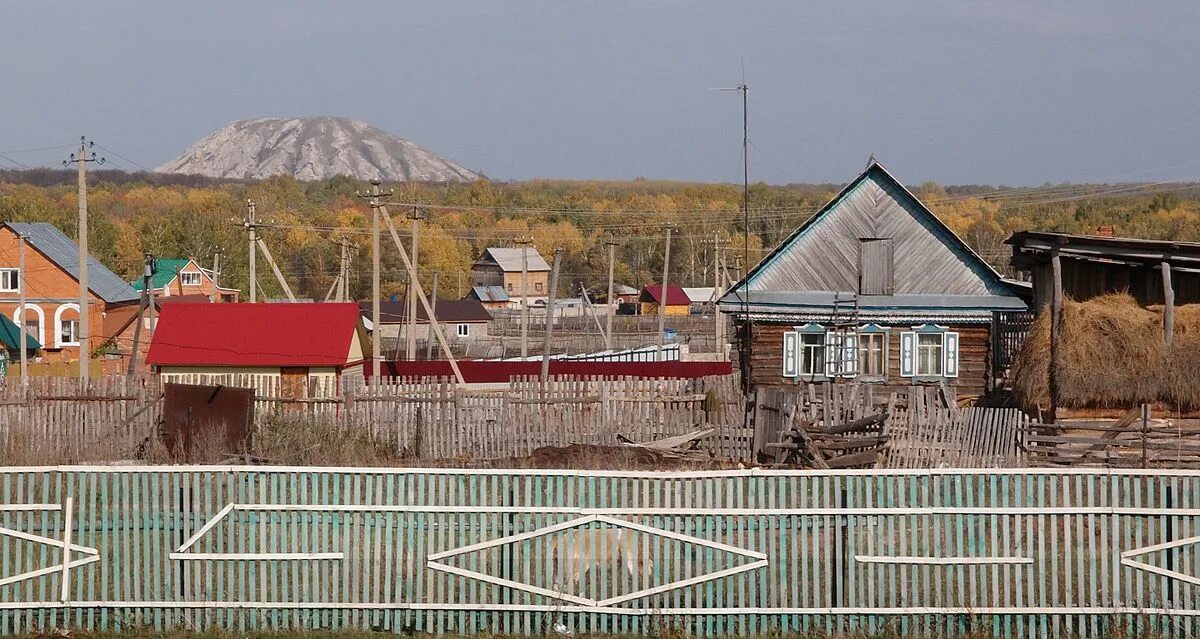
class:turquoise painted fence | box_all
[2,467,1200,637]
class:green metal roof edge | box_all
[131,258,191,290]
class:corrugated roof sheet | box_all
[641,284,690,305]
[147,303,362,367]
[682,287,719,303]
[469,285,509,302]
[131,258,192,291]
[475,247,551,272]
[6,222,139,304]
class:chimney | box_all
[1096,225,1115,237]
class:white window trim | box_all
[456,323,470,337]
[798,331,827,378]
[900,325,959,379]
[54,303,81,348]
[0,268,19,293]
[179,271,203,286]
[12,303,44,347]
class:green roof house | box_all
[131,257,241,302]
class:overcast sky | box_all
[1,1,1197,186]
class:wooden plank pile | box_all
[760,384,892,468]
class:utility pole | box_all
[17,234,27,380]
[379,202,464,384]
[718,81,750,389]
[244,199,258,303]
[63,137,103,382]
[127,253,155,378]
[210,252,222,303]
[656,226,673,362]
[581,283,607,348]
[516,237,533,358]
[426,271,439,360]
[357,180,389,381]
[406,205,425,360]
[339,239,350,302]
[540,248,564,383]
[713,233,725,352]
[605,238,617,351]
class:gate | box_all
[3,467,1200,637]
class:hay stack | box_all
[1013,293,1200,411]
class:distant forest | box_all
[1,168,1198,301]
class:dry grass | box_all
[1013,292,1200,411]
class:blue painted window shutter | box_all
[900,331,915,377]
[944,331,959,378]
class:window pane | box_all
[859,333,885,376]
[800,333,825,376]
[916,333,943,376]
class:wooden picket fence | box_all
[2,466,1200,637]
[0,374,748,464]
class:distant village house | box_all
[147,302,367,395]
[470,247,551,308]
[640,284,690,316]
[131,257,240,302]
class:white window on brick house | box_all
[457,323,470,337]
[900,325,959,379]
[180,271,202,286]
[0,269,18,293]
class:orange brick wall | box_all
[0,227,138,364]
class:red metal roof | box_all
[147,303,362,368]
[640,284,690,306]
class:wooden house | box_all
[470,247,551,307]
[640,284,690,316]
[0,222,141,366]
[718,161,1028,396]
[131,257,240,302]
[147,303,367,394]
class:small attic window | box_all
[859,238,894,295]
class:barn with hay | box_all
[1007,231,1200,416]
[719,160,1029,396]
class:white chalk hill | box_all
[156,117,482,182]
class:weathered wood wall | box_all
[745,321,993,396]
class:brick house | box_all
[131,257,240,302]
[0,222,141,366]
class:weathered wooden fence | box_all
[751,384,1030,468]
[0,375,748,463]
[2,467,1200,637]
[1025,406,1200,468]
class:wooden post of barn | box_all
[1048,246,1063,423]
[1162,260,1175,346]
